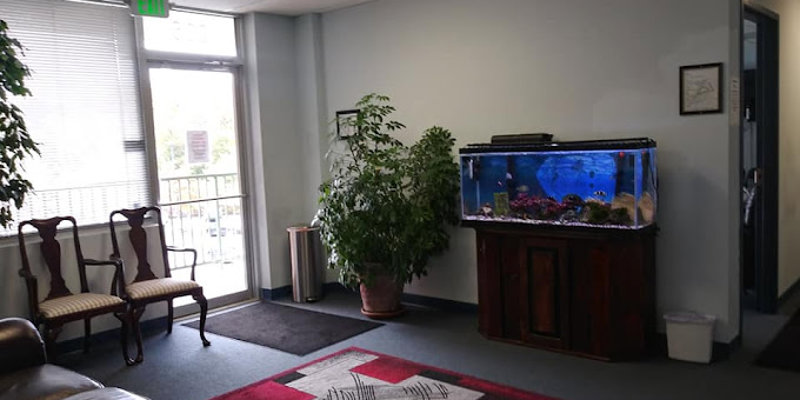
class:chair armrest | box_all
[166,246,198,281]
[0,318,47,374]
[84,258,126,297]
[166,246,196,254]
[83,259,121,267]
[18,269,39,322]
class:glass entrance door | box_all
[148,67,249,305]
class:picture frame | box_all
[680,62,723,115]
[336,109,360,140]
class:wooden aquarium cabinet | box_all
[469,222,656,361]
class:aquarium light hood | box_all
[460,137,656,154]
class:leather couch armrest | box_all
[0,318,46,374]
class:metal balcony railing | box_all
[159,173,244,270]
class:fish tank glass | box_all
[460,138,657,229]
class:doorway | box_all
[148,67,250,307]
[741,5,779,313]
[137,11,254,312]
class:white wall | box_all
[748,0,800,296]
[315,0,742,341]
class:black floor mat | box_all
[184,301,382,355]
[755,308,800,371]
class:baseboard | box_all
[262,283,478,313]
[261,283,350,301]
[57,316,168,354]
[654,333,741,362]
[261,285,292,300]
[401,292,478,313]
[778,277,800,307]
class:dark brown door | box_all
[519,237,569,348]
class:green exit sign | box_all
[131,0,169,17]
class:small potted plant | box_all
[315,93,459,318]
[0,20,39,227]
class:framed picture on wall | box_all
[680,62,723,115]
[336,109,360,140]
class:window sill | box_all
[0,219,160,249]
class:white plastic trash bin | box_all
[664,311,716,363]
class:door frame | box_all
[742,4,779,314]
[133,13,258,317]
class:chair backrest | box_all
[109,206,171,283]
[18,216,88,302]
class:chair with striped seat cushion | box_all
[39,293,125,319]
[125,278,200,300]
[17,217,134,365]
[109,207,210,364]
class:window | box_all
[0,0,149,233]
[142,11,237,57]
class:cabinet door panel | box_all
[529,249,558,334]
[608,239,651,359]
[500,237,522,340]
[477,231,502,338]
[570,240,611,357]
[520,238,568,347]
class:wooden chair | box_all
[17,216,134,365]
[109,206,210,364]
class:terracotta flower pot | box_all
[360,272,405,319]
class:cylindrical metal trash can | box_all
[287,225,323,302]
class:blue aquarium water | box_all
[460,139,657,229]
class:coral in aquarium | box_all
[580,200,610,224]
[578,199,633,225]
[507,190,635,226]
[638,192,655,223]
[561,193,585,209]
[611,193,636,222]
[510,193,567,221]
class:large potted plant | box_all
[315,94,459,318]
[0,20,39,227]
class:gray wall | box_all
[314,0,742,341]
[748,0,800,297]
[243,13,312,290]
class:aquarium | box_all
[460,138,657,229]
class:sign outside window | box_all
[187,130,209,164]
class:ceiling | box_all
[172,0,374,15]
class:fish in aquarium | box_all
[459,138,657,229]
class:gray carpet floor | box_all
[58,291,797,400]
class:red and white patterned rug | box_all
[211,347,559,400]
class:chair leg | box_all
[130,306,146,364]
[44,323,63,362]
[83,318,91,353]
[166,299,173,334]
[192,292,211,347]
[114,311,136,366]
